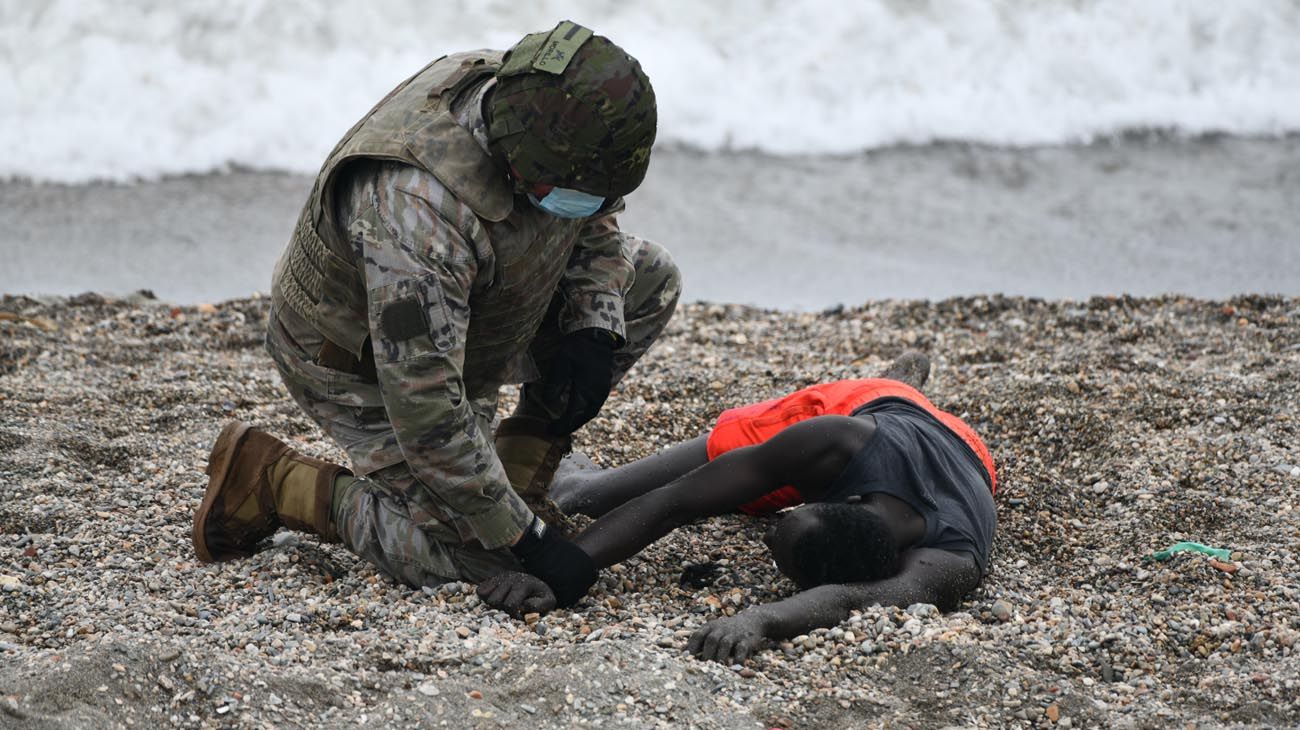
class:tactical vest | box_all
[272,51,585,395]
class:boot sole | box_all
[192,420,252,563]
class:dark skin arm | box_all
[478,415,873,614]
[688,547,982,664]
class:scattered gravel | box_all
[1,291,1298,728]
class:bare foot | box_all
[881,350,931,390]
[548,451,601,515]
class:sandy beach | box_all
[3,137,1298,309]
[1,291,1298,728]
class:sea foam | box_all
[2,0,1298,182]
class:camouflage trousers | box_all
[270,235,680,587]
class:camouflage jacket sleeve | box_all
[352,162,532,550]
[558,197,635,340]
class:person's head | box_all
[763,503,902,589]
[487,20,657,213]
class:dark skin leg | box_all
[550,435,710,517]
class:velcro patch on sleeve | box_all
[380,297,429,342]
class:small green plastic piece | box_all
[1146,541,1232,562]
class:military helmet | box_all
[488,20,657,198]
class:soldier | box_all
[192,21,680,610]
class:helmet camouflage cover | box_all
[488,20,657,198]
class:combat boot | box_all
[493,415,578,536]
[192,421,348,563]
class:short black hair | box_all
[787,503,900,587]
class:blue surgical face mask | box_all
[528,187,605,219]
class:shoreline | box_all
[2,292,1298,727]
[3,135,1298,309]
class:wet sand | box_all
[2,136,1298,308]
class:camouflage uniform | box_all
[267,49,679,587]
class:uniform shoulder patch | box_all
[533,21,594,74]
[380,297,429,342]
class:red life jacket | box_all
[705,379,997,515]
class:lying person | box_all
[476,351,998,663]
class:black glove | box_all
[476,571,557,618]
[538,328,620,436]
[509,516,598,607]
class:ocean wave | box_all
[2,0,1298,182]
